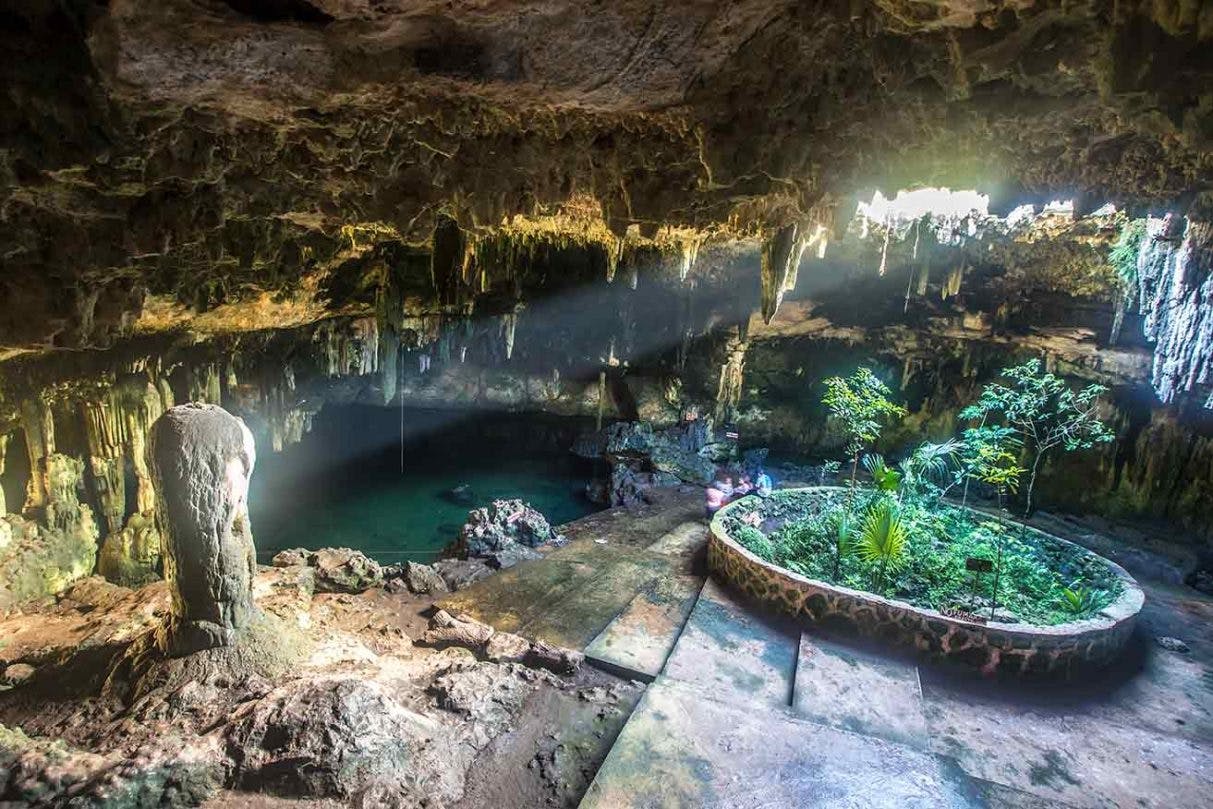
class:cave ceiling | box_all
[2,0,1212,353]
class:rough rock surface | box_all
[225,675,450,802]
[400,561,449,595]
[433,558,495,591]
[149,403,258,655]
[270,548,309,568]
[459,499,563,558]
[309,547,384,593]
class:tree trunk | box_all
[1024,451,1043,517]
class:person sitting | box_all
[754,468,773,497]
[734,474,754,497]
[704,484,726,519]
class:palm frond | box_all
[856,500,909,572]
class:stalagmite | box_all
[20,397,55,513]
[0,433,7,516]
[149,403,258,655]
[714,323,748,421]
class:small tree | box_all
[822,368,906,494]
[956,425,1021,508]
[960,360,1113,516]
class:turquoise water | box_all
[249,406,599,564]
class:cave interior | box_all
[1,1,1212,807]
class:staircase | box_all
[578,578,972,808]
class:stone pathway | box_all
[438,486,707,655]
[438,489,1213,808]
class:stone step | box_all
[645,520,708,558]
[792,632,928,750]
[583,574,705,681]
[661,578,800,707]
[578,676,973,809]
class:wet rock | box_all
[309,547,383,593]
[485,544,543,570]
[2,663,35,686]
[149,403,258,655]
[485,632,532,664]
[1157,636,1190,653]
[429,662,552,736]
[402,561,449,594]
[270,547,309,567]
[460,499,562,557]
[421,609,495,651]
[0,726,220,807]
[524,640,584,675]
[224,675,444,802]
[433,558,495,591]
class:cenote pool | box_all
[249,406,600,564]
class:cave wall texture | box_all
[3,0,1213,601]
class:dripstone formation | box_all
[149,403,258,655]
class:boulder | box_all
[402,561,448,594]
[484,544,543,570]
[149,403,257,655]
[270,548,309,567]
[432,558,495,591]
[309,548,383,593]
[459,499,561,557]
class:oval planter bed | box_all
[707,487,1145,676]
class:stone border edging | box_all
[707,487,1145,675]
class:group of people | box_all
[704,467,772,518]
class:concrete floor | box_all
[443,488,1213,808]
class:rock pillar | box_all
[149,403,257,655]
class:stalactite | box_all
[678,236,701,282]
[187,363,221,404]
[760,223,809,323]
[80,397,126,535]
[942,263,964,300]
[500,308,519,360]
[1136,216,1213,405]
[350,317,381,376]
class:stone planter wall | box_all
[708,488,1145,676]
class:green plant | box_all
[830,510,855,579]
[735,525,774,560]
[899,438,962,503]
[1108,219,1146,290]
[856,499,909,592]
[1059,582,1092,614]
[862,453,902,493]
[956,425,1023,509]
[1107,219,1146,345]
[960,360,1113,515]
[822,368,907,494]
